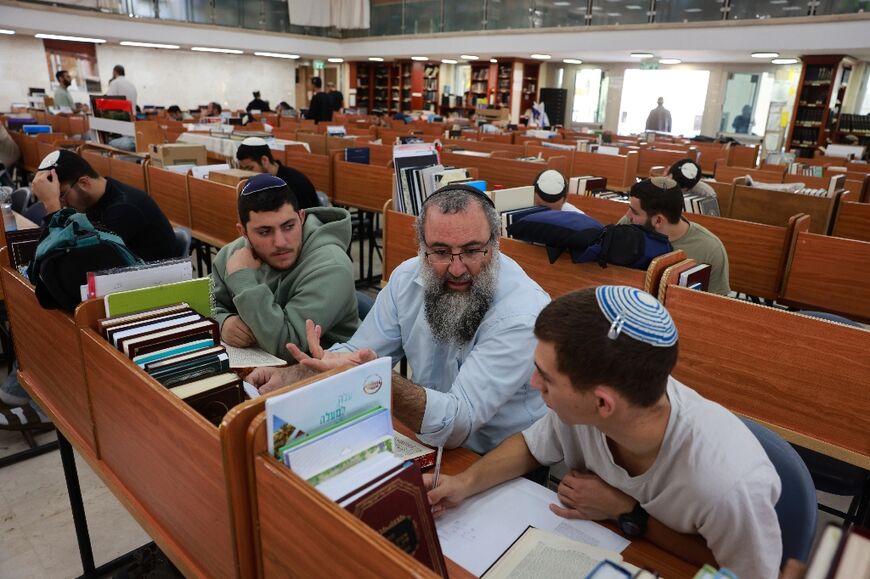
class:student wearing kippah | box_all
[236,137,320,210]
[428,287,782,579]
[620,177,731,295]
[532,169,584,214]
[211,174,358,361]
[670,158,718,200]
[31,149,176,261]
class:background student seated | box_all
[250,185,550,454]
[427,286,783,579]
[31,149,176,262]
[211,174,358,361]
[532,169,583,213]
[621,177,731,295]
[236,137,320,210]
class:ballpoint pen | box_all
[431,445,444,488]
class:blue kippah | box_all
[595,286,677,347]
[240,173,287,196]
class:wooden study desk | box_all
[240,369,697,578]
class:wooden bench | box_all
[714,164,785,184]
[663,284,870,470]
[571,150,639,190]
[636,147,698,179]
[780,231,870,322]
[283,149,332,197]
[444,138,527,158]
[331,153,394,213]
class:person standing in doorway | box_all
[307,77,333,124]
[645,97,672,133]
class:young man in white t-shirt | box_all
[427,286,783,578]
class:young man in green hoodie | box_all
[211,174,359,361]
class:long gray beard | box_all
[422,251,500,345]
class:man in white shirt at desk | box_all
[427,286,783,579]
[105,65,138,111]
[249,184,551,454]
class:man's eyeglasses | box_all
[425,248,489,265]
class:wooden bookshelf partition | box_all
[787,55,855,158]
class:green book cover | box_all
[104,278,213,318]
[278,404,385,457]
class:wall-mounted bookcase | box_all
[787,55,855,158]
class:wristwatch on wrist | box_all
[617,501,649,538]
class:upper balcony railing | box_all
[17,0,870,38]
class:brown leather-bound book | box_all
[169,372,244,426]
[339,461,448,578]
[121,319,220,359]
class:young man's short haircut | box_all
[311,77,322,89]
[55,69,68,82]
[210,102,222,114]
[113,65,125,76]
[629,177,684,225]
[534,288,678,407]
[237,179,300,226]
[167,105,182,114]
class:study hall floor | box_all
[0,244,854,578]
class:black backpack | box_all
[592,224,673,269]
[26,208,142,312]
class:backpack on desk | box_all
[26,208,142,312]
[590,224,673,270]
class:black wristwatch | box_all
[617,501,649,538]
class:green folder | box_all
[103,278,213,318]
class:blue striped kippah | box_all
[595,286,677,347]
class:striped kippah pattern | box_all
[595,285,678,347]
[240,173,287,196]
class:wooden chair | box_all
[663,284,870,470]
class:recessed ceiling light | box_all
[0,29,15,35]
[553,1,571,5]
[770,0,787,3]
[490,58,498,63]
[411,56,428,61]
[659,58,682,64]
[752,52,779,58]
[327,57,344,63]
[782,5,801,9]
[626,4,643,8]
[563,58,583,65]
[772,58,799,65]
[35,33,106,43]
[460,54,479,60]
[442,59,458,64]
[120,41,179,49]
[191,46,243,54]
[368,57,384,62]
[684,7,702,12]
[530,54,551,60]
[254,51,300,59]
[630,52,654,58]
[606,12,622,16]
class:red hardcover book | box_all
[339,461,448,578]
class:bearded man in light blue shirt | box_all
[250,185,550,453]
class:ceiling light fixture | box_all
[411,56,428,61]
[191,46,243,54]
[553,1,571,5]
[0,29,15,35]
[563,58,583,65]
[120,41,179,49]
[327,57,344,63]
[254,51,300,59]
[490,58,498,63]
[442,59,458,64]
[630,52,654,58]
[460,54,479,60]
[35,33,106,43]
[659,58,682,64]
[530,53,552,60]
[368,57,384,62]
[751,52,779,58]
[772,58,799,65]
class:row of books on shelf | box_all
[265,359,447,576]
[787,162,825,177]
[839,113,870,134]
[795,108,824,124]
[391,143,485,215]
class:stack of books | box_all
[98,301,244,425]
[682,193,721,216]
[804,523,870,579]
[392,143,482,215]
[266,359,446,576]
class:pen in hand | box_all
[431,446,444,489]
